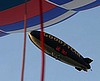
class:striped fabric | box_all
[0,0,100,37]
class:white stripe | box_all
[0,30,7,33]
[7,10,76,33]
[62,0,96,10]
[46,0,96,10]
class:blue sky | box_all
[0,6,100,81]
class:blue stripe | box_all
[0,7,68,32]
[0,31,9,37]
[73,1,100,11]
[48,0,72,5]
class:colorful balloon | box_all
[0,0,100,37]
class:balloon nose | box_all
[30,31,41,40]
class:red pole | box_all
[39,0,45,81]
[21,1,27,81]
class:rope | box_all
[39,0,45,81]
[20,0,45,81]
[21,0,27,81]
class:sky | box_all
[0,6,100,81]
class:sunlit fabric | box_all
[0,0,100,37]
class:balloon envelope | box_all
[0,0,100,37]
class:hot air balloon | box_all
[0,0,100,37]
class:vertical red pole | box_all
[21,1,27,81]
[39,0,45,81]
